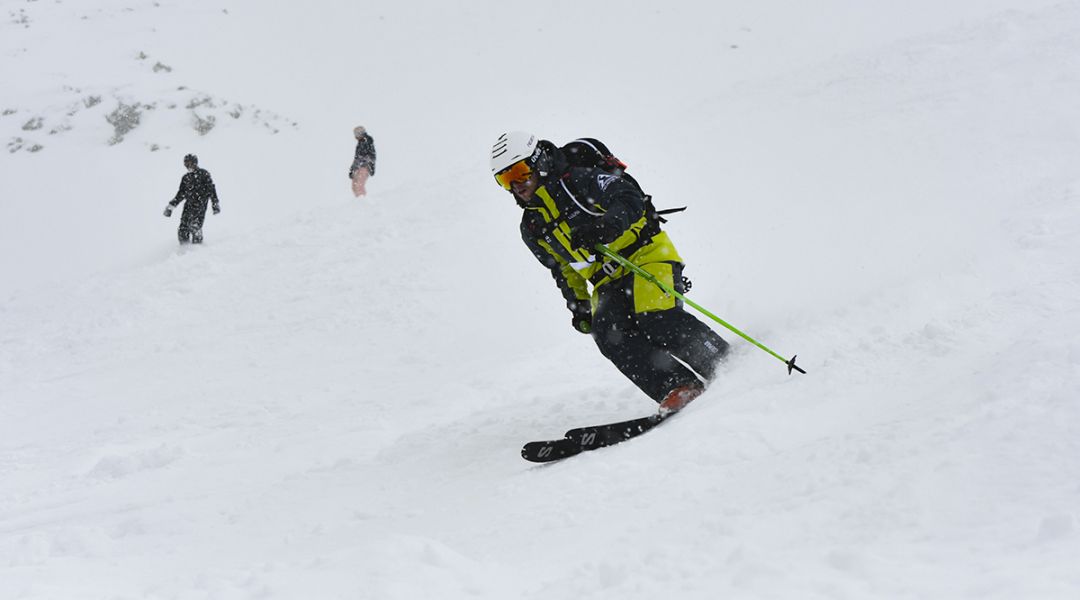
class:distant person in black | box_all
[163,154,220,244]
[349,126,376,197]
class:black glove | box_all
[212,205,221,215]
[571,219,618,253]
[163,205,173,217]
[570,301,592,334]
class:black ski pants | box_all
[591,264,729,402]
[178,200,208,244]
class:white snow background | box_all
[2,1,1079,598]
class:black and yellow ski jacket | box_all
[519,143,683,312]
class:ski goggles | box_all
[494,159,533,190]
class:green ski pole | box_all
[595,244,806,375]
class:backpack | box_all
[560,138,686,223]
[561,138,693,291]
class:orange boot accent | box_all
[658,385,704,417]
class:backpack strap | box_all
[650,203,687,223]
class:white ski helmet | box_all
[490,131,539,175]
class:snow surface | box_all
[2,1,1079,598]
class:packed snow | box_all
[2,1,1078,598]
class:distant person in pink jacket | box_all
[349,126,376,197]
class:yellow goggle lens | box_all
[494,159,533,190]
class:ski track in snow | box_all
[2,1,1079,598]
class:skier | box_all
[490,132,730,414]
[348,126,376,197]
[163,154,220,244]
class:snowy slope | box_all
[2,1,1079,599]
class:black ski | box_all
[521,413,666,463]
[520,437,585,462]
